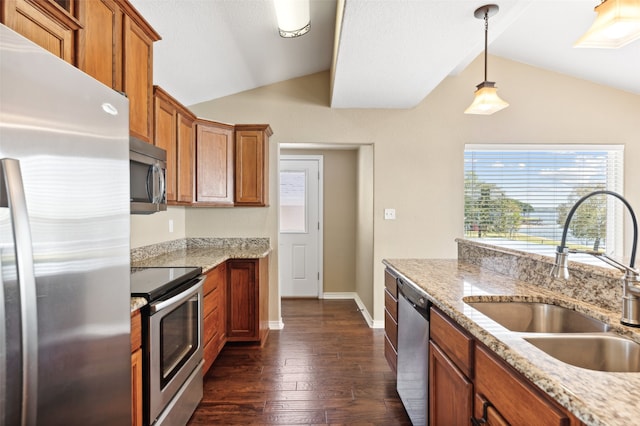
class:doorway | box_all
[279,155,323,297]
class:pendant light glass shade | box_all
[464,81,509,115]
[575,0,640,48]
[465,4,509,115]
[274,0,310,38]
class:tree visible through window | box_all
[464,145,624,261]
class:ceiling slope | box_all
[129,0,639,109]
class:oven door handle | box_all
[149,276,204,314]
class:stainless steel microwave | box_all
[130,137,167,214]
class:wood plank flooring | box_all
[187,299,411,425]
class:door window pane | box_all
[280,171,307,232]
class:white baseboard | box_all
[322,292,382,328]
[269,319,284,330]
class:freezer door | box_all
[0,24,132,425]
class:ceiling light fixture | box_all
[274,0,310,38]
[574,0,640,48]
[464,4,509,115]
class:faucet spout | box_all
[549,190,640,327]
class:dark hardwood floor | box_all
[188,299,411,425]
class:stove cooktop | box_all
[130,266,202,301]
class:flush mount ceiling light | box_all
[274,0,310,38]
[464,4,509,115]
[574,0,640,48]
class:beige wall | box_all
[282,149,358,293]
[130,207,186,248]
[131,53,640,325]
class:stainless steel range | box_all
[131,266,205,426]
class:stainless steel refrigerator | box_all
[0,24,131,425]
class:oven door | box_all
[148,276,204,424]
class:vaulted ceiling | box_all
[129,0,640,108]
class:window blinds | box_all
[464,144,624,260]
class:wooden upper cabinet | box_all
[1,0,80,63]
[234,124,272,206]
[76,0,160,143]
[76,0,121,89]
[122,12,156,143]
[176,111,195,203]
[153,86,195,204]
[195,120,235,205]
[153,87,177,201]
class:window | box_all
[464,145,624,263]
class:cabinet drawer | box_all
[475,344,570,426]
[384,308,398,350]
[130,309,142,353]
[203,286,219,319]
[384,334,397,374]
[430,307,473,378]
[203,337,220,376]
[384,288,398,320]
[203,307,219,346]
[384,270,398,298]
[204,262,226,295]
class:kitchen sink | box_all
[524,334,640,372]
[466,301,610,333]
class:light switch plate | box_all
[384,208,396,220]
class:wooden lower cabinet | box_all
[227,257,269,344]
[429,341,473,425]
[383,269,398,373]
[426,307,584,426]
[130,309,142,426]
[429,307,474,426]
[202,262,227,375]
[474,344,582,426]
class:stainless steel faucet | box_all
[550,190,640,327]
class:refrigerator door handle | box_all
[0,158,39,426]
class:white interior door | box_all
[279,156,322,298]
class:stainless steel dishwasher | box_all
[397,275,430,426]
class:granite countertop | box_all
[129,237,271,312]
[383,257,640,426]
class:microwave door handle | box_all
[155,164,165,204]
[0,158,39,426]
[146,165,154,202]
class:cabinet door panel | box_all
[3,0,76,62]
[475,344,570,426]
[196,123,234,204]
[131,348,142,426]
[235,126,270,206]
[154,95,177,201]
[429,341,473,426]
[176,113,195,203]
[76,0,120,88]
[123,14,153,142]
[227,260,257,339]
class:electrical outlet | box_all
[384,208,396,220]
[169,219,174,233]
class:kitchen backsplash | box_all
[131,237,270,263]
[457,238,624,312]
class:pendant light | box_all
[464,4,509,115]
[274,0,311,38]
[574,0,640,48]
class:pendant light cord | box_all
[483,10,489,83]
